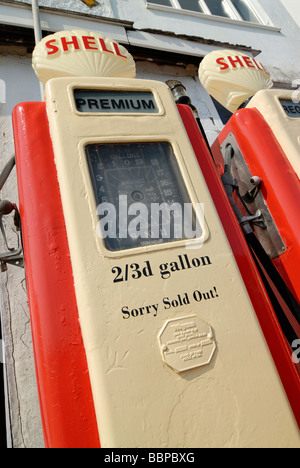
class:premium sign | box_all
[199,49,273,113]
[74,90,158,114]
[32,30,136,83]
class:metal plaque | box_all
[158,315,216,373]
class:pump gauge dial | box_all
[86,142,198,251]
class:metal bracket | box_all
[220,134,286,259]
[240,210,266,231]
[0,156,24,271]
[0,207,24,271]
[242,176,262,204]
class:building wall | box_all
[280,0,300,27]
[0,0,300,448]
[6,0,300,83]
[118,0,300,83]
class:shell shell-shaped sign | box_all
[32,30,136,83]
[198,50,272,113]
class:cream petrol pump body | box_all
[45,77,300,447]
[247,89,300,177]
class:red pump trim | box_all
[12,102,100,448]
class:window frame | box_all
[146,0,279,31]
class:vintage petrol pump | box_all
[11,31,300,447]
[200,47,300,383]
[199,50,300,331]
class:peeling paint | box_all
[7,0,114,18]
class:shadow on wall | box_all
[0,80,5,104]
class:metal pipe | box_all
[31,0,44,99]
[0,156,15,192]
[166,80,215,161]
[32,0,42,44]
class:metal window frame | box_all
[148,0,263,24]
[229,0,263,23]
[203,0,240,20]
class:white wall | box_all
[280,0,300,27]
[3,0,300,112]
[114,0,300,83]
[4,0,300,84]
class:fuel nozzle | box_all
[166,80,192,106]
[166,80,200,121]
[166,79,214,160]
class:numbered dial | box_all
[86,142,193,251]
